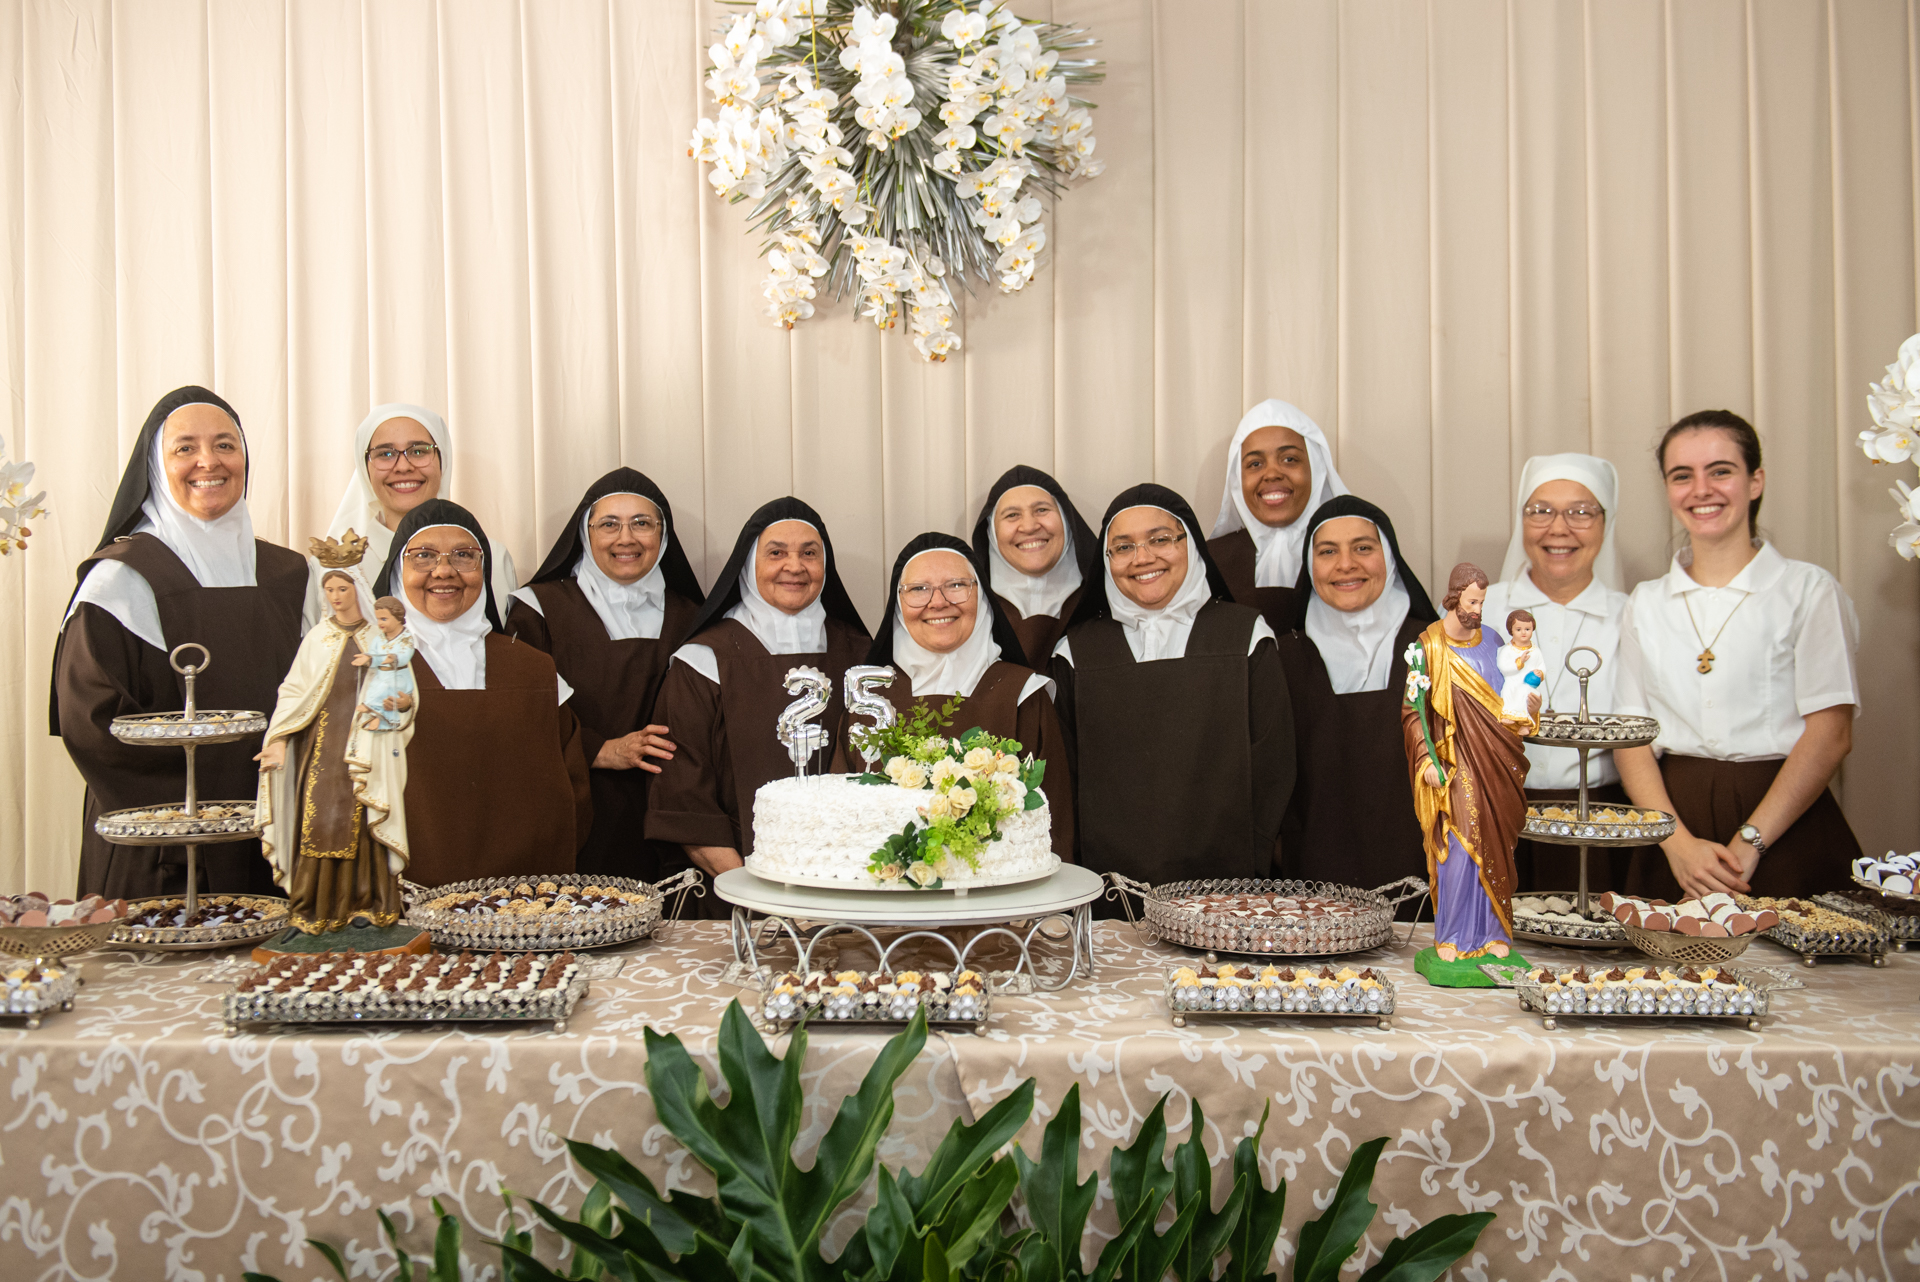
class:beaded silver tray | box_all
[1511,893,1630,947]
[2,965,80,1029]
[111,894,290,952]
[1523,804,1675,846]
[221,953,590,1034]
[109,710,268,745]
[406,870,696,951]
[1517,965,1770,1031]
[1833,887,1920,946]
[93,802,260,845]
[1114,875,1422,958]
[1164,964,1396,1030]
[1850,872,1920,904]
[1742,894,1891,965]
[1525,712,1660,748]
[758,969,990,1033]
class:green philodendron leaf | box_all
[726,1223,755,1282]
[1355,1212,1496,1282]
[1292,1137,1388,1282]
[1107,1095,1175,1228]
[1220,1104,1286,1282]
[559,1146,705,1263]
[862,1165,917,1279]
[931,1155,1020,1274]
[1169,1099,1248,1282]
[921,1230,952,1282]
[1086,1189,1158,1282]
[896,1078,1036,1222]
[499,1243,573,1282]
[1125,1190,1202,1282]
[431,1198,462,1282]
[521,1195,646,1282]
[300,1239,351,1282]
[1011,1084,1098,1277]
[644,1001,927,1282]
[372,1209,413,1282]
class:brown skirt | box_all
[1623,754,1864,900]
[1516,783,1639,896]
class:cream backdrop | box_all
[1,0,1916,894]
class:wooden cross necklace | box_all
[1682,592,1747,674]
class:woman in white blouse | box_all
[1615,411,1862,899]
[1482,454,1634,893]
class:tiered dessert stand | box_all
[714,863,1105,1000]
[92,643,287,948]
[1515,647,1674,950]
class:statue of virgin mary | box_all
[256,539,415,938]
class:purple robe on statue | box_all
[1432,627,1510,954]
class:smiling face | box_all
[898,549,978,654]
[994,485,1068,576]
[401,525,485,623]
[588,493,663,584]
[1238,424,1313,528]
[1309,516,1389,613]
[754,519,826,614]
[1522,478,1604,595]
[366,416,444,529]
[160,404,245,521]
[322,573,364,627]
[1105,506,1189,611]
[1662,427,1765,545]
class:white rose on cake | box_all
[887,757,929,790]
[963,746,996,773]
[996,775,1026,808]
[949,784,978,817]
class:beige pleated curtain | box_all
[2,0,1916,893]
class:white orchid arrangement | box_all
[1862,333,1920,559]
[688,0,1103,362]
[0,433,47,555]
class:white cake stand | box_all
[714,864,1105,993]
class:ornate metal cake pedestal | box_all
[1518,647,1674,950]
[712,864,1104,1006]
[92,643,285,941]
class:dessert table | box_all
[2,922,1916,1281]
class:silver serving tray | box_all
[1,967,80,1030]
[1525,712,1659,750]
[222,967,590,1034]
[1832,887,1920,947]
[407,871,696,952]
[1517,967,1770,1031]
[94,802,261,846]
[1511,892,1630,949]
[111,895,289,952]
[757,970,990,1034]
[1749,894,1891,966]
[1850,873,1920,904]
[110,710,268,745]
[1163,966,1396,1030]
[1523,805,1675,847]
[1113,875,1423,959]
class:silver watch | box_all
[1736,823,1768,855]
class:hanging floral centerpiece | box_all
[1862,334,1920,559]
[688,0,1104,362]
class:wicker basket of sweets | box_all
[407,871,695,951]
[1164,962,1395,1029]
[1110,874,1423,959]
[759,968,989,1033]
[222,948,588,1033]
[1518,962,1768,1030]
[1737,894,1891,966]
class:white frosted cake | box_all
[746,774,1056,889]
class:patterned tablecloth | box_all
[2,921,1916,1281]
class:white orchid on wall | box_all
[1862,333,1920,559]
[687,0,1103,362]
[0,433,47,555]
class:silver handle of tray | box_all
[1102,872,1160,941]
[653,867,704,941]
[1370,876,1430,908]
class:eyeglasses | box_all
[1521,503,1605,530]
[402,547,484,573]
[591,517,660,538]
[899,578,977,608]
[366,443,440,470]
[1105,531,1186,563]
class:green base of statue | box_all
[251,921,432,963]
[1413,945,1531,988]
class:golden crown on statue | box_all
[309,530,369,569]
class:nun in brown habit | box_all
[372,499,591,884]
[968,466,1101,669]
[842,532,1074,858]
[1206,400,1350,636]
[1273,496,1438,909]
[506,468,705,879]
[646,498,870,902]
[52,386,306,899]
[1048,485,1295,902]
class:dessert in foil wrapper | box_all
[408,876,668,951]
[224,949,587,1026]
[760,968,989,1027]
[1165,962,1395,1018]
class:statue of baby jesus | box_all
[1497,608,1547,718]
[353,596,417,732]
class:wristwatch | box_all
[1736,823,1768,856]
